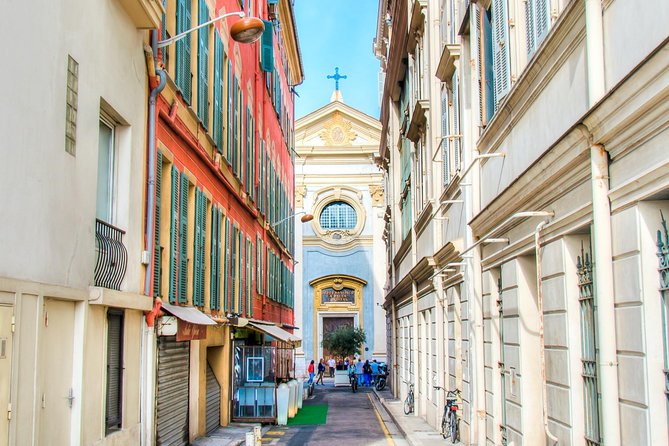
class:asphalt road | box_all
[261,383,408,446]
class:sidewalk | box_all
[191,423,272,446]
[372,387,463,446]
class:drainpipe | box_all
[584,0,621,442]
[534,220,559,445]
[141,29,167,446]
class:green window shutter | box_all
[231,224,238,312]
[232,78,239,176]
[223,217,230,312]
[197,0,210,128]
[247,238,253,317]
[193,190,201,306]
[176,0,192,104]
[244,109,250,192]
[153,152,163,296]
[199,194,207,306]
[238,230,244,312]
[179,174,189,304]
[492,0,511,104]
[210,205,219,310]
[169,167,180,304]
[261,20,274,72]
[226,60,233,162]
[213,33,223,150]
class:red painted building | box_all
[145,0,302,441]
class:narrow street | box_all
[261,380,408,446]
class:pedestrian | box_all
[316,359,325,385]
[356,358,364,386]
[344,357,350,368]
[307,360,315,384]
[328,356,336,377]
[363,360,373,387]
[371,359,379,384]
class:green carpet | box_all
[287,404,328,425]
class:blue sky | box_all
[293,1,381,119]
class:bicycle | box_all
[403,382,414,414]
[434,386,460,443]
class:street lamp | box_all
[157,11,264,48]
[271,212,314,229]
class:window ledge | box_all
[117,0,165,29]
[414,200,433,236]
[406,99,429,143]
[89,287,153,311]
[407,0,427,54]
[435,44,460,83]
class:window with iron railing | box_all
[656,212,669,427]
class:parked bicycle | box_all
[403,382,414,414]
[434,386,460,443]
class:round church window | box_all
[319,201,357,230]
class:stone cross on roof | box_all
[327,67,347,91]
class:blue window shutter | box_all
[197,0,209,128]
[169,167,180,304]
[179,174,189,304]
[261,20,274,72]
[153,152,163,296]
[492,0,511,104]
[525,0,536,55]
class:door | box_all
[156,336,190,446]
[0,306,13,446]
[321,317,354,360]
[205,362,221,434]
[38,299,75,446]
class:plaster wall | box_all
[0,0,148,291]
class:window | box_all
[153,152,164,296]
[105,310,124,434]
[175,0,192,104]
[526,0,551,57]
[97,116,116,223]
[212,32,225,150]
[169,167,189,304]
[491,0,511,106]
[197,0,210,128]
[210,205,223,310]
[193,188,207,307]
[65,56,78,156]
[319,201,357,230]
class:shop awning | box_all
[247,321,302,346]
[161,302,217,325]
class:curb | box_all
[371,387,418,446]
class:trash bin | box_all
[277,383,289,426]
[288,380,297,418]
[297,378,304,409]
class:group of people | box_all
[307,356,382,387]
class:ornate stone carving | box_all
[319,112,356,146]
[369,185,384,206]
[323,229,354,245]
[295,185,307,207]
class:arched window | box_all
[319,201,357,230]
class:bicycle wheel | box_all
[441,415,448,439]
[448,411,458,443]
[404,394,413,414]
[375,379,386,391]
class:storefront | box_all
[229,318,301,422]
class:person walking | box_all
[307,360,315,384]
[356,358,364,386]
[316,359,325,385]
[363,360,373,387]
[371,359,379,385]
[328,357,336,377]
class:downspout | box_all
[534,220,559,445]
[584,0,621,442]
[141,29,167,446]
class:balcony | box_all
[95,219,128,291]
[117,0,165,29]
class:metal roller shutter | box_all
[156,336,190,446]
[206,362,221,433]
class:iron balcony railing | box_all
[95,219,128,290]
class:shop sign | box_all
[177,320,207,341]
[321,287,355,304]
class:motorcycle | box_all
[349,368,358,393]
[375,363,389,391]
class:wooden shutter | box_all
[261,20,274,72]
[440,87,450,185]
[226,60,233,162]
[199,194,206,306]
[536,0,550,44]
[197,0,209,128]
[474,5,483,125]
[223,217,230,312]
[210,205,219,310]
[169,167,180,304]
[525,0,536,55]
[179,174,189,304]
[213,33,224,150]
[105,310,124,433]
[492,0,511,104]
[176,0,192,104]
[154,152,163,296]
[238,230,244,312]
[452,72,461,172]
[231,224,238,312]
[193,189,206,307]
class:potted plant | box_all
[321,326,366,386]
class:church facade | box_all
[293,92,387,374]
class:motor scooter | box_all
[349,368,358,393]
[375,363,389,391]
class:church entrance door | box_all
[321,316,354,360]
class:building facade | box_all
[293,93,387,375]
[150,0,302,443]
[0,0,162,444]
[376,0,669,445]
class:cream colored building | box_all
[0,0,161,444]
[376,0,669,444]
[293,93,387,375]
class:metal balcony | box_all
[94,219,128,290]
